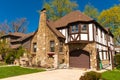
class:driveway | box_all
[0,69,86,80]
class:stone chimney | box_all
[36,8,47,66]
[38,8,47,31]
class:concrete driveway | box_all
[0,69,86,80]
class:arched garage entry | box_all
[69,49,90,68]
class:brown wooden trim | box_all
[102,50,104,60]
[96,26,98,35]
[96,42,108,47]
[88,24,89,41]
[92,24,95,41]
[67,41,94,44]
[101,30,102,38]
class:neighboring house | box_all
[115,46,120,54]
[0,8,114,70]
[0,32,34,51]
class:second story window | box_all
[71,25,79,33]
[33,43,37,52]
[81,24,87,32]
[50,41,55,52]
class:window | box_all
[33,43,37,52]
[50,41,55,52]
[81,24,87,32]
[71,25,79,33]
[59,42,63,52]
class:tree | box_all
[83,4,99,20]
[11,18,28,33]
[114,27,120,45]
[44,0,78,21]
[0,20,9,35]
[0,18,28,34]
[98,5,120,45]
[0,39,10,60]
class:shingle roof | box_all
[11,32,34,42]
[46,20,65,39]
[10,44,21,49]
[1,32,26,38]
[54,10,93,28]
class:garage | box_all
[69,49,90,68]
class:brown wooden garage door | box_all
[70,49,90,68]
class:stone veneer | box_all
[64,42,98,70]
[30,9,109,70]
[31,9,66,68]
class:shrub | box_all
[114,54,120,69]
[5,50,16,64]
[4,47,25,64]
[80,71,102,80]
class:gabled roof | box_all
[1,32,26,38]
[54,10,93,28]
[46,20,65,39]
[11,32,34,43]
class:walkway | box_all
[0,69,85,80]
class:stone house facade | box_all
[0,8,114,70]
[30,8,114,70]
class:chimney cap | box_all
[41,8,46,12]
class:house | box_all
[115,46,120,54]
[0,32,34,50]
[0,8,114,70]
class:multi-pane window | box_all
[33,43,37,52]
[71,25,79,33]
[81,24,87,32]
[50,41,55,52]
[59,42,63,52]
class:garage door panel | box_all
[70,50,90,68]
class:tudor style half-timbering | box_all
[29,9,114,70]
[0,8,114,70]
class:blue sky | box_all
[0,0,119,33]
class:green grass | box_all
[102,70,120,80]
[0,66,45,79]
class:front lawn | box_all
[0,66,45,79]
[102,70,120,80]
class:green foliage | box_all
[44,0,78,21]
[0,39,10,60]
[98,5,120,45]
[0,66,45,79]
[83,4,99,20]
[114,54,120,69]
[4,50,16,64]
[102,70,120,80]
[80,71,103,80]
[15,46,25,59]
[113,27,120,45]
[4,47,25,64]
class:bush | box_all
[114,54,120,69]
[4,47,25,64]
[80,71,102,80]
[5,50,16,64]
